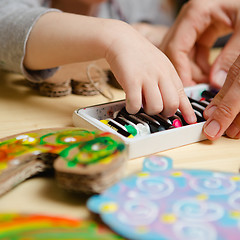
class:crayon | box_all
[135,113,166,133]
[175,110,188,126]
[100,119,134,138]
[194,110,205,122]
[168,115,183,128]
[188,97,208,108]
[191,102,205,115]
[114,117,138,136]
[150,114,175,129]
[116,108,151,136]
[201,90,217,100]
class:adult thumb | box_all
[210,33,240,89]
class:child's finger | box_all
[125,84,142,115]
[158,77,179,118]
[141,81,163,115]
[170,73,196,124]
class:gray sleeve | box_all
[0,0,60,81]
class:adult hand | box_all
[132,23,169,48]
[160,0,240,88]
[203,55,240,140]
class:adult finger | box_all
[203,59,240,140]
[225,113,240,139]
[210,32,240,88]
[204,54,240,121]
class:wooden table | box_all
[0,60,240,221]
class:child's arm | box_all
[0,0,58,74]
[23,11,196,123]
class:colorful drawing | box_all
[0,129,125,169]
[0,213,124,239]
[88,155,240,240]
[0,128,127,196]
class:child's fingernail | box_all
[214,70,227,87]
[204,120,220,138]
[189,114,197,123]
[204,105,217,118]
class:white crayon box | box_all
[73,84,211,159]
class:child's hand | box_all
[23,13,195,124]
[105,22,196,124]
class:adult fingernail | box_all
[204,120,220,138]
[214,70,227,87]
[204,105,217,118]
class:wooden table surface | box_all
[0,59,240,221]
